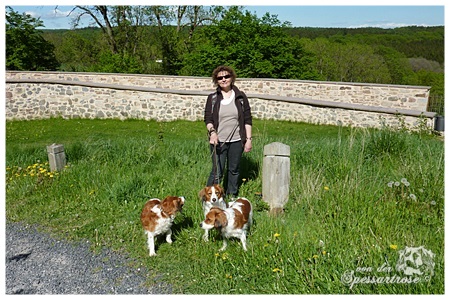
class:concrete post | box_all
[47,144,66,172]
[262,142,290,215]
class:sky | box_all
[3,1,446,30]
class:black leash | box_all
[212,142,218,184]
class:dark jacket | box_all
[204,85,252,146]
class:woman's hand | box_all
[244,139,252,152]
[209,132,218,145]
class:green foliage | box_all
[5,7,59,71]
[415,70,444,96]
[374,46,416,85]
[50,30,103,72]
[87,51,143,73]
[157,26,185,75]
[8,5,445,112]
[301,38,391,83]
[292,25,444,102]
[287,26,444,64]
[180,7,319,80]
[5,118,444,294]
[409,57,444,73]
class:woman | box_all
[204,65,253,198]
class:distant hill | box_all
[285,26,444,64]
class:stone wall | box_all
[5,71,435,129]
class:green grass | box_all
[5,118,444,294]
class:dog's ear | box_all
[198,188,205,201]
[175,197,184,210]
[214,211,228,229]
[214,219,222,229]
[214,184,224,197]
[161,196,174,214]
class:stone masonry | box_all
[5,71,435,129]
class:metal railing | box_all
[427,94,444,116]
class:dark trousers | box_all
[207,141,243,197]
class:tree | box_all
[299,37,334,81]
[68,5,224,74]
[69,6,147,73]
[5,7,59,71]
[71,6,119,54]
[300,38,391,83]
[145,5,225,74]
[55,30,103,72]
[415,70,444,97]
[331,43,391,83]
[374,46,415,85]
[87,51,141,73]
[408,57,443,73]
[180,7,319,80]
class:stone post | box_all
[262,142,290,215]
[47,144,66,172]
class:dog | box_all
[200,197,252,251]
[198,184,227,241]
[140,196,185,256]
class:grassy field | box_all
[5,117,444,294]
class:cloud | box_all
[24,10,40,19]
[349,22,437,29]
[20,7,71,22]
[44,8,72,19]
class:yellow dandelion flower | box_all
[390,244,398,250]
[226,274,232,279]
[313,254,319,259]
[274,233,281,238]
[272,268,282,273]
[324,186,330,191]
[242,178,247,182]
[215,253,220,257]
[322,250,327,255]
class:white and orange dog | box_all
[140,196,185,256]
[198,184,228,241]
[200,197,253,251]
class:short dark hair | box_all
[211,65,237,86]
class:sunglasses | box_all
[217,74,231,81]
